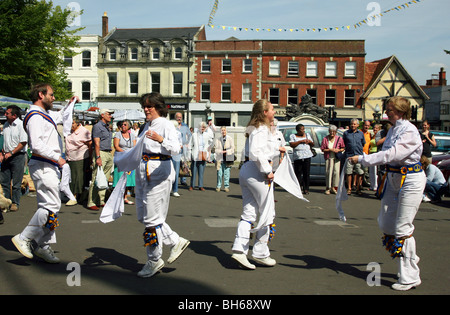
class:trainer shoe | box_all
[34,246,60,264]
[253,256,276,267]
[66,199,77,206]
[391,279,421,291]
[231,253,256,270]
[11,234,33,259]
[137,259,164,278]
[167,237,190,264]
[171,192,180,197]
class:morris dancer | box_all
[231,99,285,270]
[12,83,78,263]
[349,96,425,291]
[136,92,190,278]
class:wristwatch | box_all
[96,155,101,159]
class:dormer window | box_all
[130,47,138,61]
[152,47,160,60]
[109,48,116,61]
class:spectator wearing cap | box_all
[87,109,114,210]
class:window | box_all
[306,61,317,77]
[269,60,280,76]
[243,59,252,73]
[64,55,72,67]
[201,83,210,101]
[174,47,182,60]
[242,83,252,102]
[325,89,336,106]
[129,72,138,94]
[288,61,299,76]
[130,47,138,61]
[221,83,231,101]
[108,73,117,94]
[287,88,298,105]
[325,61,337,77]
[82,50,91,67]
[81,81,91,101]
[152,47,160,60]
[306,89,317,104]
[109,48,116,61]
[222,59,231,72]
[150,72,160,93]
[345,62,357,77]
[269,88,279,105]
[344,89,356,107]
[173,72,183,95]
[201,59,211,72]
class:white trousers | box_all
[21,160,61,247]
[378,171,425,284]
[135,161,179,261]
[232,162,274,259]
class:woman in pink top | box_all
[65,117,92,204]
[320,124,345,194]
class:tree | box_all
[0,0,83,101]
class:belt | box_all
[30,154,59,167]
[142,153,172,180]
[377,162,422,199]
[142,153,172,161]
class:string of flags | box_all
[207,0,424,33]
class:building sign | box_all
[167,103,187,110]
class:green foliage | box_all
[0,0,84,101]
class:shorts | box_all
[345,162,364,175]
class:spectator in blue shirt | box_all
[343,118,366,195]
[421,155,448,202]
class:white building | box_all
[64,34,101,111]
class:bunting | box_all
[207,0,424,33]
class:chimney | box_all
[102,12,108,37]
[439,67,447,86]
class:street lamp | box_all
[373,104,381,123]
[205,100,211,121]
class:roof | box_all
[363,55,429,100]
[106,26,203,42]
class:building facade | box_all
[422,67,449,130]
[64,34,100,111]
[96,13,205,119]
[191,39,366,126]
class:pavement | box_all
[0,165,449,297]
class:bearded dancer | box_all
[11,83,78,263]
[349,96,426,291]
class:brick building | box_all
[191,39,366,126]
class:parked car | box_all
[277,122,331,182]
[432,134,450,156]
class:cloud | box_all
[428,62,447,69]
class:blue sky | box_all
[53,0,450,85]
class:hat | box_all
[99,108,114,115]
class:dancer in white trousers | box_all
[11,83,78,263]
[349,96,426,291]
[232,99,285,270]
[136,92,190,278]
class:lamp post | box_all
[373,104,381,123]
[205,100,211,121]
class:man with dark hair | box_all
[0,105,28,212]
[11,83,79,263]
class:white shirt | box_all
[289,133,314,160]
[359,119,422,167]
[25,105,63,162]
[143,117,181,156]
[2,117,28,153]
[246,125,279,174]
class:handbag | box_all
[336,151,344,160]
[95,166,108,189]
[179,160,192,177]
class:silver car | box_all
[277,122,331,182]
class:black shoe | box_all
[0,212,4,224]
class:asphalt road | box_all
[1,166,449,298]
